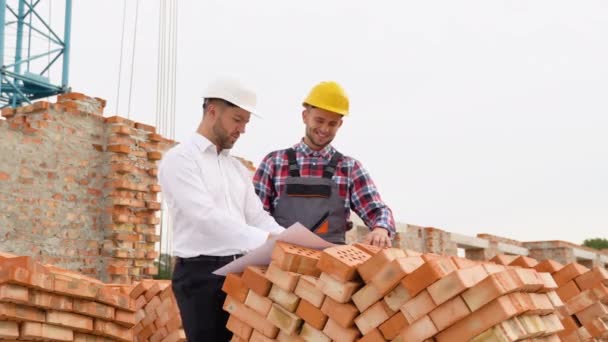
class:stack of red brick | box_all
[0,252,185,341]
[491,254,608,340]
[222,242,568,341]
[0,252,135,341]
[125,280,185,342]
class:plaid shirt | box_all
[253,140,396,235]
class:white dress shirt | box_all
[158,133,285,258]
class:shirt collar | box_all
[294,139,335,159]
[191,133,231,156]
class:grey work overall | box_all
[272,148,349,244]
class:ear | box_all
[337,117,344,128]
[302,109,308,123]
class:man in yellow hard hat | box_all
[253,81,395,247]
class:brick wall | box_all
[0,93,174,283]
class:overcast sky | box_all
[60,0,608,245]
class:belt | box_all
[176,254,243,264]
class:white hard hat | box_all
[202,77,258,115]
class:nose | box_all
[239,123,246,134]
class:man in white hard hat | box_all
[158,77,284,341]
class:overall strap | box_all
[323,151,343,179]
[285,148,300,177]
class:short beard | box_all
[213,119,235,150]
[305,128,333,149]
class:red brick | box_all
[583,316,608,339]
[54,274,100,299]
[144,281,162,301]
[222,273,249,303]
[517,314,547,338]
[321,296,359,329]
[371,256,425,295]
[355,300,395,335]
[96,286,132,311]
[317,245,372,282]
[576,302,608,325]
[461,270,523,312]
[537,272,559,292]
[47,310,94,332]
[107,144,131,154]
[0,302,45,322]
[265,262,300,292]
[0,284,29,304]
[227,315,253,340]
[148,151,162,160]
[436,294,524,342]
[352,283,383,312]
[552,263,590,287]
[546,290,564,309]
[357,328,386,342]
[357,248,406,283]
[20,322,73,342]
[250,330,275,342]
[542,313,565,335]
[482,262,507,275]
[509,255,539,268]
[401,258,457,298]
[429,295,471,331]
[0,321,19,339]
[527,293,555,315]
[574,266,608,291]
[400,289,437,324]
[268,284,300,312]
[162,329,187,342]
[353,243,385,255]
[470,317,526,341]
[223,296,279,339]
[267,303,303,335]
[93,319,133,342]
[450,256,479,269]
[73,299,115,320]
[317,272,361,304]
[427,264,488,306]
[296,298,328,331]
[383,284,412,312]
[114,309,136,327]
[299,322,331,342]
[490,254,518,265]
[565,288,603,315]
[294,275,325,308]
[242,266,272,297]
[534,259,564,274]
[323,318,360,342]
[556,280,581,302]
[149,326,168,342]
[270,241,322,276]
[129,281,147,299]
[510,268,544,292]
[245,289,273,316]
[392,315,437,342]
[379,311,408,340]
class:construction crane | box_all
[0,0,72,108]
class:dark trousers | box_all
[172,255,239,342]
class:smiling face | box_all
[205,99,251,151]
[302,106,344,150]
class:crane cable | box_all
[126,0,140,119]
[115,0,127,115]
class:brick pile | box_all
[0,252,185,341]
[491,254,608,340]
[221,242,567,341]
[124,280,185,342]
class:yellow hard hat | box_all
[303,81,349,116]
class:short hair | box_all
[203,98,237,113]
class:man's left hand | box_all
[362,227,392,248]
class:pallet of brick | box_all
[0,252,136,341]
[221,242,568,342]
[128,279,185,342]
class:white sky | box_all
[61,1,608,244]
